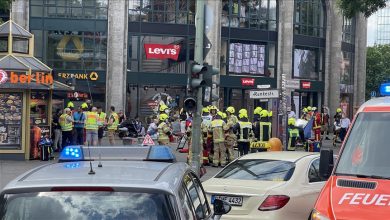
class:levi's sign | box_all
[249,90,279,99]
[144,44,181,61]
[241,78,255,86]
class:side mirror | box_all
[213,199,231,216]
[319,149,334,179]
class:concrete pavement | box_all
[0,136,341,190]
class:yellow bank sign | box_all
[58,72,99,81]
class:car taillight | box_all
[51,187,114,191]
[258,195,290,211]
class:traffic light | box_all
[183,97,197,113]
[202,64,219,105]
[189,62,207,90]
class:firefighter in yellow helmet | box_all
[225,106,238,163]
[159,104,169,115]
[252,110,272,152]
[209,111,229,167]
[67,101,74,111]
[301,108,308,120]
[157,113,171,145]
[234,109,253,156]
[209,105,218,119]
[287,118,300,151]
[253,107,263,122]
[333,108,343,145]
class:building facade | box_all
[376,3,390,45]
[11,0,367,128]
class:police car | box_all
[0,145,231,220]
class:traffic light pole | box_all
[191,0,205,176]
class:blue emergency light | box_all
[379,83,390,96]
[58,145,176,163]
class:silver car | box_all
[0,145,230,220]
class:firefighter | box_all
[157,113,171,145]
[268,110,273,122]
[301,108,308,120]
[254,110,272,152]
[287,118,300,151]
[313,108,322,141]
[321,106,330,140]
[225,106,238,162]
[333,108,342,145]
[253,107,262,122]
[209,105,218,119]
[201,107,212,165]
[210,111,228,167]
[234,109,253,156]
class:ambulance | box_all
[311,83,390,220]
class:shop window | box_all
[221,0,277,31]
[293,47,322,80]
[0,93,23,149]
[229,42,266,75]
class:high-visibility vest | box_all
[158,122,170,142]
[108,112,119,130]
[288,128,300,151]
[59,114,73,131]
[98,112,106,126]
[238,121,252,142]
[85,112,99,130]
[259,122,272,142]
[211,119,226,143]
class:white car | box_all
[203,151,334,220]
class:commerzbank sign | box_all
[57,72,99,81]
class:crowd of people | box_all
[51,100,124,152]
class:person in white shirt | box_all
[339,113,350,141]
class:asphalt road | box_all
[0,137,340,190]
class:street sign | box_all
[371,90,377,98]
[249,90,279,99]
[142,134,155,146]
[286,80,300,89]
[257,84,271,89]
[203,34,212,58]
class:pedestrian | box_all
[147,117,158,139]
[59,108,74,149]
[210,111,228,167]
[234,109,253,156]
[157,113,171,145]
[118,110,126,124]
[85,107,99,146]
[321,106,330,140]
[339,113,350,142]
[107,106,119,145]
[97,106,106,146]
[73,106,86,145]
[52,109,62,151]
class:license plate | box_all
[211,195,243,206]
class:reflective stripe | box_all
[238,121,252,142]
[108,112,119,130]
[85,112,99,130]
[59,114,73,131]
[288,129,300,150]
[259,122,271,142]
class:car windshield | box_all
[335,112,390,179]
[0,191,175,220]
[215,159,295,181]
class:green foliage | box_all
[366,45,390,99]
[0,0,13,11]
[337,0,387,18]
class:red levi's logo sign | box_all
[144,44,181,61]
[241,78,255,86]
[302,81,311,89]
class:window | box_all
[228,42,266,75]
[190,174,211,218]
[221,0,278,31]
[0,37,8,52]
[342,17,355,44]
[183,173,207,219]
[12,37,29,54]
[293,47,323,80]
[294,0,325,37]
[30,0,108,20]
[215,159,295,181]
[129,0,195,24]
[340,51,354,93]
[308,158,323,182]
[179,183,195,220]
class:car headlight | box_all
[311,209,330,220]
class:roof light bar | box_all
[146,145,176,163]
[59,146,84,162]
[379,83,390,96]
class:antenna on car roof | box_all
[86,143,95,175]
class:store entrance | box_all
[292,91,319,118]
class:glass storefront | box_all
[129,0,195,24]
[30,0,108,20]
[0,93,23,150]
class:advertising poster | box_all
[0,93,23,149]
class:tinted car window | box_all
[190,174,211,217]
[179,184,195,220]
[335,112,390,179]
[215,159,295,181]
[183,174,206,219]
[0,191,175,220]
[308,158,323,183]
